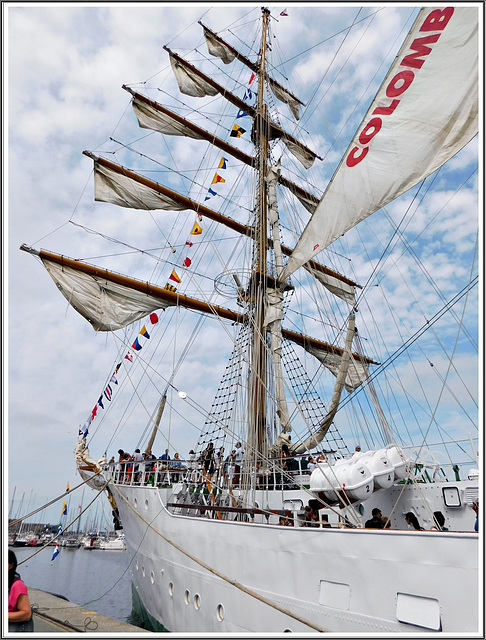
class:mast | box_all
[145,394,167,454]
[248,7,271,461]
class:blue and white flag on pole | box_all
[51,544,60,561]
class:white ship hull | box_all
[113,482,479,633]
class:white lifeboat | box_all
[357,449,395,489]
[386,444,410,479]
[310,460,374,503]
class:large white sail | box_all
[132,97,207,140]
[42,258,174,331]
[281,7,478,281]
[169,53,219,98]
[94,162,189,211]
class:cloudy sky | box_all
[5,3,480,528]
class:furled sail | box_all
[280,7,478,281]
[41,257,175,331]
[281,139,315,169]
[170,54,219,98]
[203,26,237,64]
[303,266,356,305]
[131,96,207,140]
[268,78,301,121]
[125,88,320,206]
[303,344,368,393]
[86,153,350,291]
[94,161,189,211]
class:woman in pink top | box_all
[8,550,33,632]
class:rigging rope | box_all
[340,276,478,413]
[16,477,108,567]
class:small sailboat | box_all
[21,5,479,634]
[99,533,126,551]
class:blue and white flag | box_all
[51,544,60,561]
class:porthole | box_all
[194,594,201,610]
[168,582,174,596]
[133,497,138,508]
[185,589,191,605]
[135,560,139,571]
[150,571,155,584]
[142,565,146,578]
[216,604,225,622]
[145,499,149,510]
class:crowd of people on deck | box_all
[109,442,327,489]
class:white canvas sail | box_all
[42,258,174,331]
[282,138,315,169]
[132,97,206,140]
[304,344,369,393]
[304,266,356,305]
[281,7,478,281]
[203,27,237,64]
[269,78,301,121]
[170,54,219,98]
[94,162,189,211]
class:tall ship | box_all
[21,6,480,634]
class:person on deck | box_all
[201,443,215,480]
[188,450,197,482]
[303,504,320,527]
[365,508,389,529]
[405,512,424,530]
[132,449,144,483]
[160,449,171,463]
[118,449,131,482]
[171,453,183,483]
[233,442,244,487]
[307,456,316,473]
[144,450,156,483]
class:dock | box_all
[28,588,148,633]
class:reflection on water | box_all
[10,544,149,629]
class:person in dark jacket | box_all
[365,507,388,528]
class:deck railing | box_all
[103,454,315,491]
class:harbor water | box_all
[10,544,147,629]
